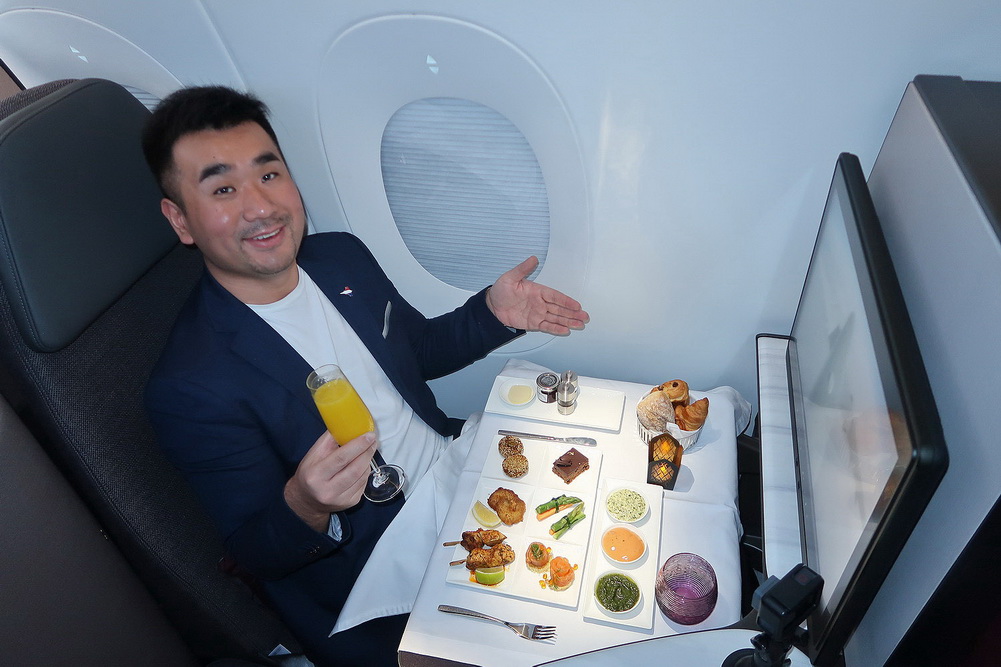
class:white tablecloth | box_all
[389,361,750,666]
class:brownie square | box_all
[552,447,590,484]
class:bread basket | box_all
[637,415,705,453]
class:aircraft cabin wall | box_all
[2,2,1000,429]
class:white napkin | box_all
[330,413,482,635]
[496,357,552,380]
[705,385,753,436]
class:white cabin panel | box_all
[2,0,1000,423]
[195,1,1001,418]
[0,1,242,96]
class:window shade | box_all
[381,97,550,291]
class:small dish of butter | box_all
[499,378,535,407]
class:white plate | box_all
[524,485,597,548]
[582,478,663,629]
[481,437,545,487]
[445,517,589,608]
[481,439,603,496]
[445,533,587,609]
[484,375,626,432]
[591,569,644,616]
[499,377,536,407]
[599,524,648,566]
[446,449,603,609]
[605,487,651,523]
[460,478,536,536]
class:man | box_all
[141,86,588,666]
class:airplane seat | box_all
[0,78,305,664]
[0,391,200,665]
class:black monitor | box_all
[786,153,948,666]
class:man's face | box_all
[161,121,306,304]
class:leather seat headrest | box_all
[0,78,178,352]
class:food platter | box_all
[445,531,588,609]
[444,440,603,609]
[480,438,601,493]
[484,375,626,432]
[581,477,663,629]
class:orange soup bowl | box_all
[600,525,647,565]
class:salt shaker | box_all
[561,370,579,394]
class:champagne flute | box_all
[306,364,405,503]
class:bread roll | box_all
[675,397,709,431]
[661,380,690,406]
[637,387,676,432]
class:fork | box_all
[437,604,557,641]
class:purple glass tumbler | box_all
[655,552,718,625]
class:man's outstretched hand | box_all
[486,256,589,335]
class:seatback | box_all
[0,78,301,663]
[0,393,199,665]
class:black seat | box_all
[0,78,303,664]
[0,391,201,665]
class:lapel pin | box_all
[340,287,353,296]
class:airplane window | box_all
[381,97,550,291]
[122,85,160,112]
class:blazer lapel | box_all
[300,258,423,412]
[199,274,316,415]
[197,257,428,428]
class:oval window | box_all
[381,97,549,290]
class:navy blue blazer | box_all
[145,232,519,657]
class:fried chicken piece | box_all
[464,543,516,570]
[492,543,515,566]
[465,548,490,570]
[459,528,507,551]
[487,487,526,526]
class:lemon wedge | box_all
[472,500,501,527]
[474,566,506,586]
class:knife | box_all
[497,429,597,446]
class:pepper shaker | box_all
[556,373,579,415]
[561,370,579,395]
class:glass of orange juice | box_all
[307,364,405,503]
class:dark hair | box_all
[141,85,282,203]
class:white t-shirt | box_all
[249,266,449,499]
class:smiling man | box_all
[140,86,588,666]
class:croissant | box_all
[675,397,709,431]
[636,388,675,432]
[659,379,690,406]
